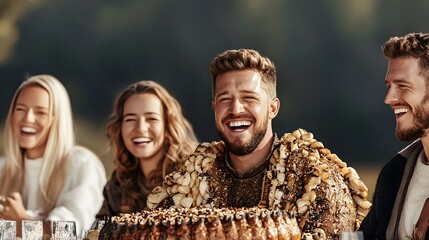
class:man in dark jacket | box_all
[360,32,429,240]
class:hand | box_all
[0,192,30,221]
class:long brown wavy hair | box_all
[106,80,198,212]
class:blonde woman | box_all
[0,75,106,236]
[97,80,198,217]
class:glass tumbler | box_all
[339,231,364,240]
[0,220,16,240]
[22,220,43,240]
[52,221,77,240]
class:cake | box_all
[98,207,301,240]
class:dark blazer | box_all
[360,140,429,240]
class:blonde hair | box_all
[208,48,277,98]
[0,74,75,215]
[106,80,198,211]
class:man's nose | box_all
[231,99,245,114]
[384,87,399,105]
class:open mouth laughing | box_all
[21,126,38,135]
[394,107,410,118]
[227,120,252,132]
[132,137,152,144]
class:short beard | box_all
[219,128,267,156]
[396,125,425,141]
[396,96,429,141]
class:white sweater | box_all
[0,146,107,235]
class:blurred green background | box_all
[1,0,429,199]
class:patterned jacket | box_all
[147,129,371,239]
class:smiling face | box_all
[212,70,279,155]
[385,57,429,141]
[12,86,53,159]
[121,93,166,163]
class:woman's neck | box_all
[138,148,165,178]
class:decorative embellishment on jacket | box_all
[147,129,371,238]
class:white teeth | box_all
[133,137,151,143]
[228,121,251,127]
[394,108,409,115]
[21,127,37,133]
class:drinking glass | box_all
[339,231,364,240]
[81,230,89,240]
[0,220,16,240]
[22,220,43,240]
[52,221,77,240]
[95,220,105,231]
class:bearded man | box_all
[147,48,370,239]
[360,33,429,240]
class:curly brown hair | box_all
[208,48,277,98]
[106,80,198,212]
[383,32,429,82]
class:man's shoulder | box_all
[398,139,422,158]
[379,140,421,173]
[377,149,414,184]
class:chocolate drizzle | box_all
[102,207,301,240]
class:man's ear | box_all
[269,97,280,119]
[211,101,215,110]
